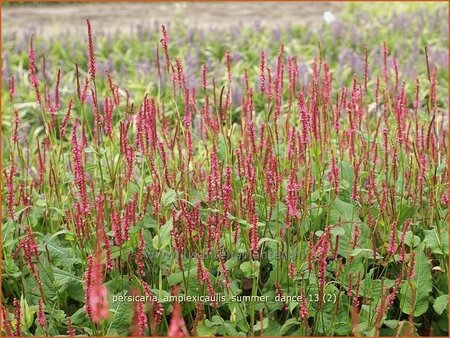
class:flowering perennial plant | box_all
[1,4,448,337]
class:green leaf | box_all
[70,307,89,325]
[263,320,280,336]
[41,240,81,268]
[351,248,382,259]
[152,217,173,250]
[400,230,421,248]
[1,220,16,249]
[399,243,432,317]
[359,304,383,335]
[39,265,57,300]
[20,295,36,330]
[107,292,133,335]
[433,294,448,315]
[63,280,85,302]
[359,278,395,300]
[424,228,448,255]
[257,237,278,246]
[217,134,227,161]
[279,318,300,335]
[223,322,241,336]
[289,301,299,313]
[331,226,345,236]
[167,272,183,286]
[35,199,47,207]
[53,267,82,284]
[161,188,180,207]
[339,160,354,188]
[110,245,133,259]
[240,261,260,278]
[197,320,217,336]
[205,318,222,328]
[225,258,239,270]
[254,318,269,332]
[106,276,130,295]
[106,329,119,336]
[383,319,400,329]
[328,198,371,257]
[328,198,361,224]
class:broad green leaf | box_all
[383,319,400,329]
[279,318,300,335]
[339,160,354,188]
[351,248,382,259]
[223,322,241,336]
[399,230,421,248]
[53,267,82,284]
[161,188,180,207]
[359,304,383,335]
[254,318,269,332]
[433,294,448,315]
[39,265,57,300]
[20,295,36,330]
[152,217,173,250]
[110,245,133,259]
[107,292,133,335]
[359,278,395,300]
[257,237,278,246]
[35,199,47,207]
[383,320,418,336]
[399,243,432,317]
[328,198,361,225]
[2,259,21,278]
[225,257,239,270]
[64,280,85,302]
[217,133,227,161]
[106,329,119,336]
[197,320,217,336]
[167,266,196,286]
[328,198,370,257]
[289,301,299,313]
[240,261,260,278]
[205,318,222,328]
[331,225,345,236]
[263,320,280,336]
[423,228,448,255]
[70,307,89,325]
[40,240,81,268]
[398,205,416,225]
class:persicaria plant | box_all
[1,5,448,337]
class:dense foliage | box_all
[2,3,448,337]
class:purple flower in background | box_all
[231,84,242,108]
[272,26,281,41]
[3,54,10,84]
[232,50,242,64]
[428,47,448,70]
[298,60,310,86]
[229,24,241,40]
[330,20,346,41]
[137,60,151,76]
[253,20,262,32]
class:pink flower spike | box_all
[86,19,96,80]
[14,298,22,337]
[67,318,76,336]
[387,222,398,256]
[327,155,340,196]
[37,299,46,327]
[286,170,299,219]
